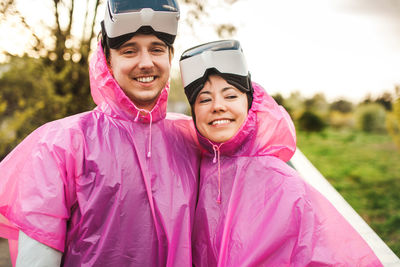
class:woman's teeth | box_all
[211,120,231,125]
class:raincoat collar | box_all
[89,42,168,123]
[197,82,296,162]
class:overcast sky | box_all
[1,0,400,102]
[174,0,400,102]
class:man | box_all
[0,0,200,266]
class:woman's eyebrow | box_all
[199,90,211,95]
[221,86,236,92]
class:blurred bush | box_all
[329,111,355,129]
[298,110,326,132]
[386,93,400,149]
[354,103,386,133]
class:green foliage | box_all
[354,103,386,133]
[283,91,304,120]
[304,93,329,118]
[328,111,355,129]
[297,129,400,256]
[298,111,326,132]
[386,95,400,149]
[168,71,190,115]
[271,93,284,106]
[0,0,100,159]
[330,99,353,113]
[0,56,93,159]
[375,92,393,111]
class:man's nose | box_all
[138,51,154,69]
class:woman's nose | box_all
[212,97,226,112]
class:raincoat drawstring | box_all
[211,143,222,203]
[134,109,153,158]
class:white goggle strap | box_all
[179,49,248,88]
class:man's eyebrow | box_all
[151,41,168,48]
[117,41,168,50]
[118,42,137,49]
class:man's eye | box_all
[152,47,166,53]
[122,50,135,55]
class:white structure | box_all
[290,149,400,267]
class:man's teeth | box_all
[136,76,154,83]
[212,120,231,125]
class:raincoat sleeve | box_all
[16,231,62,267]
[0,121,80,253]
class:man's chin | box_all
[129,92,163,111]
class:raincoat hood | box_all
[0,42,200,266]
[196,82,296,160]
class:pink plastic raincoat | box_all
[0,42,200,266]
[192,82,382,266]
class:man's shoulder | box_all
[39,111,94,132]
[26,110,98,147]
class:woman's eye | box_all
[199,98,211,103]
[226,95,238,99]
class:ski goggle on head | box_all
[179,40,253,106]
[102,0,180,49]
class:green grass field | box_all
[297,129,400,257]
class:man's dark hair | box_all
[100,24,174,63]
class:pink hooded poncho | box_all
[192,82,382,266]
[0,43,200,266]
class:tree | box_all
[284,91,304,120]
[298,111,326,133]
[1,0,103,115]
[271,93,284,106]
[0,56,72,159]
[1,0,102,63]
[375,92,393,111]
[0,0,242,159]
[330,99,353,113]
[181,0,239,39]
[0,0,103,159]
[304,93,329,117]
[386,86,400,149]
[355,103,386,133]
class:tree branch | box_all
[65,0,74,39]
[0,0,14,15]
[89,0,101,43]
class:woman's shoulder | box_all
[246,155,309,195]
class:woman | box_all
[179,40,382,266]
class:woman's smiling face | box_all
[194,75,248,143]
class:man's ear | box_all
[168,46,174,63]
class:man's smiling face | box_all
[109,34,171,110]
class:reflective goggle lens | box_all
[109,0,179,13]
[180,40,241,61]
